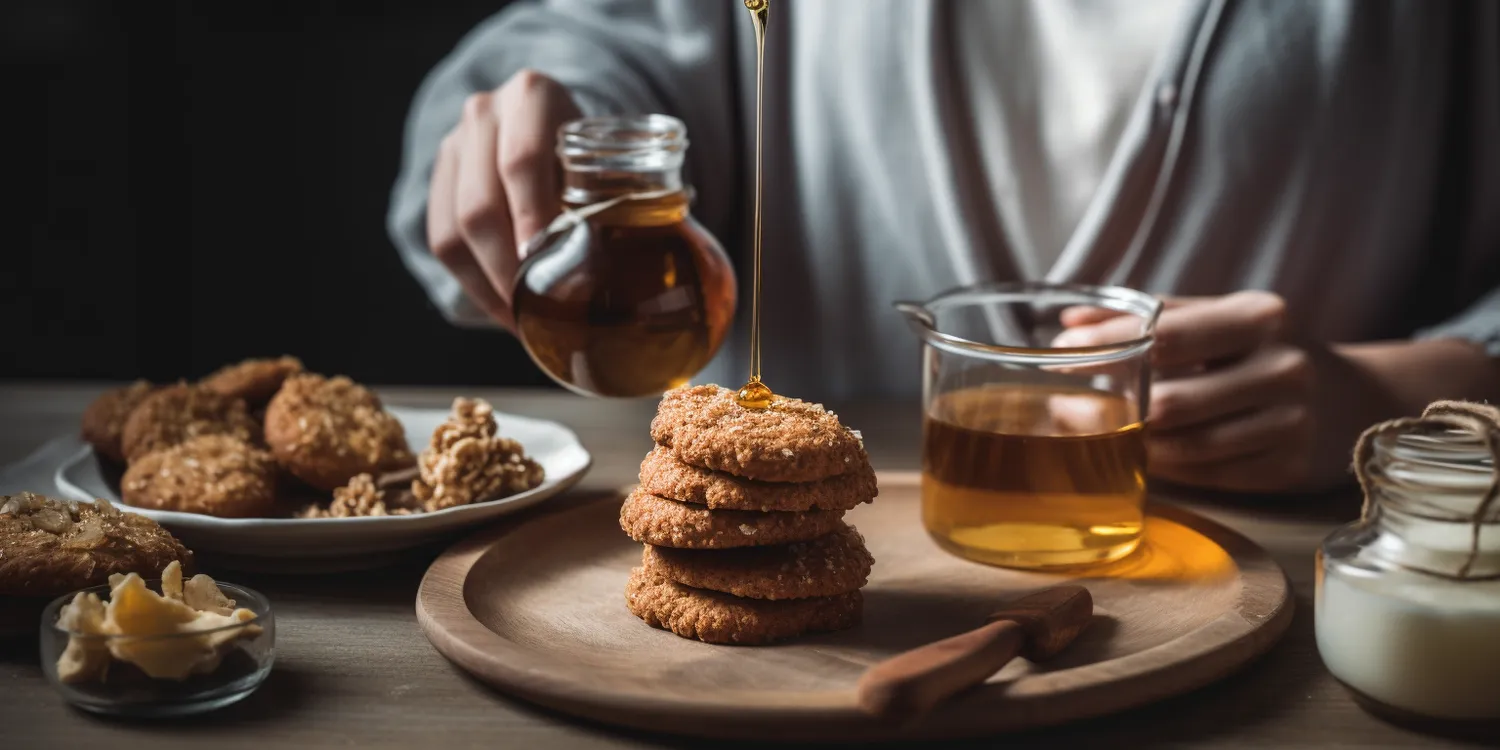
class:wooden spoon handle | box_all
[855,619,1026,723]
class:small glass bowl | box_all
[39,579,275,717]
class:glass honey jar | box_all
[513,115,737,398]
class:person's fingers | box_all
[1149,344,1311,430]
[1057,296,1204,328]
[427,131,512,326]
[453,92,519,323]
[1058,306,1128,328]
[1056,291,1285,369]
[1150,444,1311,493]
[1148,403,1308,467]
[495,69,578,258]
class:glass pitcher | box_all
[895,282,1162,569]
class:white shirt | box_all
[954,0,1189,278]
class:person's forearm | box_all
[1335,338,1500,418]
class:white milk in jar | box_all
[1316,421,1500,724]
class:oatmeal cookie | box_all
[649,385,867,482]
[620,488,844,549]
[121,435,279,518]
[626,567,861,645]
[638,445,876,512]
[80,381,156,463]
[201,355,304,407]
[411,398,544,512]
[119,384,259,464]
[0,493,192,598]
[263,374,413,491]
[641,524,873,600]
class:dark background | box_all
[1,0,554,387]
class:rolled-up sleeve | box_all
[1418,285,1500,356]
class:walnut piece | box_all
[298,473,416,518]
[0,492,97,535]
[411,398,544,512]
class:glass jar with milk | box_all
[1316,420,1500,729]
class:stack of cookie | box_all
[622,385,878,645]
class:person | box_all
[388,0,1500,493]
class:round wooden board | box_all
[417,473,1294,742]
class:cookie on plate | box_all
[637,445,876,512]
[620,488,844,549]
[0,493,193,598]
[80,381,157,463]
[626,567,861,645]
[263,374,413,491]
[122,435,280,518]
[119,384,259,464]
[641,524,873,600]
[201,355,304,407]
[649,385,867,482]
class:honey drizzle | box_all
[736,0,774,411]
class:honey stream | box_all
[735,0,774,410]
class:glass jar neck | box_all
[562,169,686,209]
[557,114,690,219]
[1366,429,1500,579]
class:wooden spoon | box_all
[856,585,1094,723]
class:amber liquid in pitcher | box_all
[922,384,1146,568]
[513,190,737,398]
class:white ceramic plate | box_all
[53,406,591,572]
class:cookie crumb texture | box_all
[120,384,259,464]
[642,525,873,600]
[264,374,414,491]
[0,493,192,597]
[619,488,845,549]
[649,385,867,483]
[200,356,304,406]
[80,381,157,464]
[122,435,280,518]
[625,568,861,645]
[638,445,876,512]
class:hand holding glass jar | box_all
[423,70,736,398]
[424,69,585,332]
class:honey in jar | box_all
[513,115,737,398]
[898,282,1161,569]
[921,384,1147,568]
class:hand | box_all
[1056,292,1322,492]
[426,70,582,331]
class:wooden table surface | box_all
[0,383,1475,749]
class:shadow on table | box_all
[69,664,315,729]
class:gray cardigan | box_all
[389,0,1500,400]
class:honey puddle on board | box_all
[921,384,1147,568]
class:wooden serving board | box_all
[417,473,1293,742]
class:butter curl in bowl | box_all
[39,561,274,717]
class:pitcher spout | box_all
[893,300,936,339]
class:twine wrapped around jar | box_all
[1352,400,1500,580]
[518,187,689,259]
